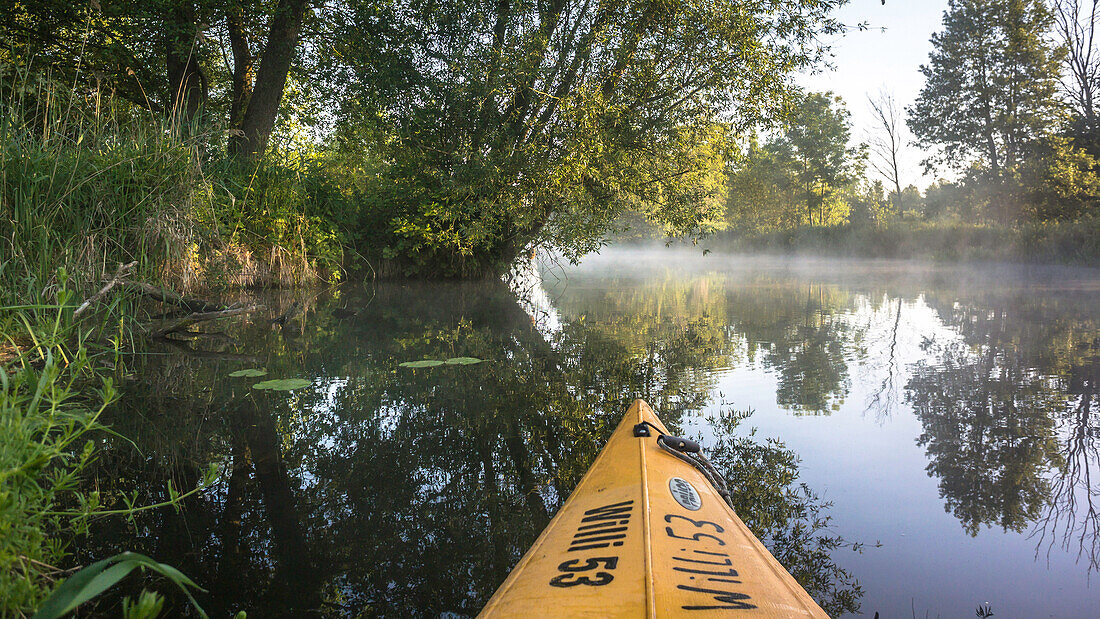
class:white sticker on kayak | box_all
[669,477,702,511]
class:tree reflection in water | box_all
[908,290,1100,572]
[68,264,1100,616]
[907,340,1061,535]
[566,265,1100,582]
[71,279,862,616]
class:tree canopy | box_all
[329,0,846,275]
[909,0,1063,177]
[727,91,864,231]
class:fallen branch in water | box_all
[148,305,265,339]
[120,280,228,313]
[73,261,138,318]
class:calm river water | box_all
[76,249,1100,617]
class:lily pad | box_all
[444,357,483,365]
[252,378,312,391]
[229,368,268,378]
[399,359,445,368]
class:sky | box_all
[800,0,952,188]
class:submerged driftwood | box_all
[72,262,265,339]
[120,280,230,313]
[147,304,265,339]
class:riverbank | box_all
[700,219,1100,265]
[0,80,360,611]
[0,88,356,308]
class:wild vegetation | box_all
[717,0,1100,261]
[4,0,1100,615]
[1,0,845,285]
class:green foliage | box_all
[332,0,846,275]
[0,313,115,612]
[727,92,864,231]
[1020,136,1100,220]
[910,0,1063,179]
[0,66,345,298]
[1,275,225,616]
[32,552,207,619]
[726,138,803,232]
[780,92,865,226]
[725,1,1100,239]
[847,181,891,227]
[121,591,166,619]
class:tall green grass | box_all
[0,271,222,616]
[0,64,345,304]
[2,69,205,297]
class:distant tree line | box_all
[726,0,1100,234]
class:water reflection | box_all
[71,255,1100,616]
[74,280,857,616]
[544,254,1100,615]
[908,288,1100,564]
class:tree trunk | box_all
[976,59,1001,175]
[227,1,255,127]
[236,400,322,612]
[165,1,207,122]
[228,0,309,158]
[891,150,902,214]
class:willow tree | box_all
[337,0,845,277]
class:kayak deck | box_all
[478,400,828,617]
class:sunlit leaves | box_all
[332,0,848,274]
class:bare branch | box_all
[73,261,138,318]
[867,90,906,212]
[1054,0,1100,127]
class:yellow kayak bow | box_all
[479,400,829,617]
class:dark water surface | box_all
[77,249,1100,617]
